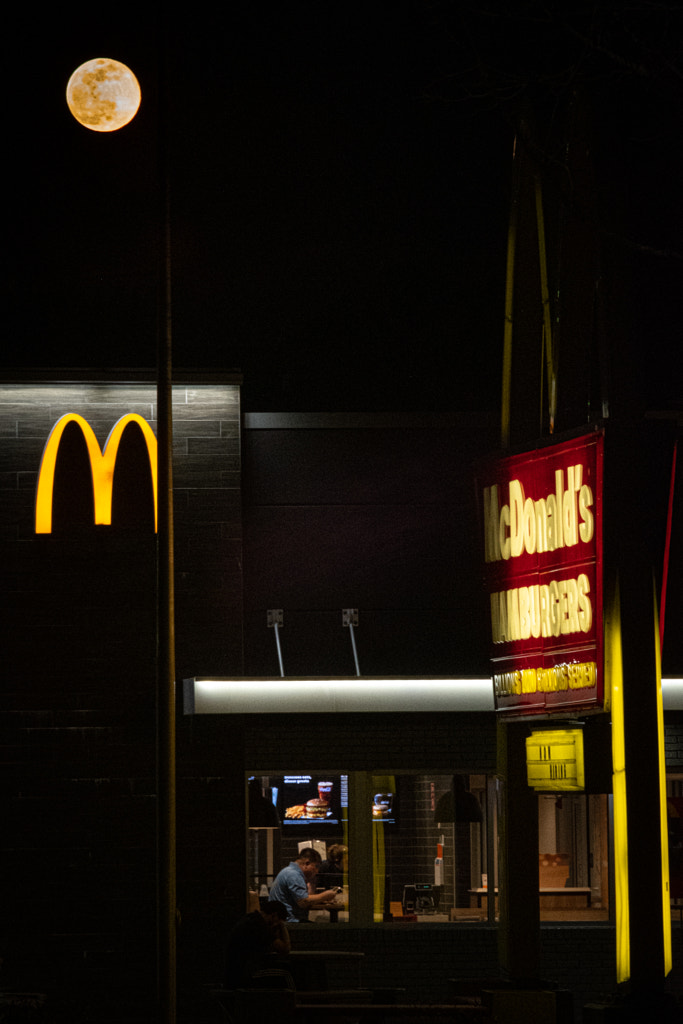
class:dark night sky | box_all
[5,2,683,415]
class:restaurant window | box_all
[247,771,499,924]
[247,771,618,924]
[372,774,497,923]
[248,772,350,920]
[667,773,683,913]
[536,792,610,921]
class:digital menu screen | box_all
[252,772,398,829]
[275,774,348,827]
[372,789,396,824]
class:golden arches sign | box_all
[35,413,158,533]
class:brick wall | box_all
[0,376,242,1020]
[284,921,628,1017]
[241,411,496,678]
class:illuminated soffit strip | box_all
[184,677,496,714]
[662,677,683,710]
[183,676,683,715]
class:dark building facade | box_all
[1,373,682,1023]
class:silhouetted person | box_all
[317,843,348,889]
[225,900,291,989]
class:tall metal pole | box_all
[157,38,177,1023]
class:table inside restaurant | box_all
[468,886,592,909]
[309,904,348,924]
[267,949,364,991]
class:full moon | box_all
[66,58,141,132]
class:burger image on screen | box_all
[305,797,330,819]
[372,793,392,819]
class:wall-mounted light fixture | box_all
[184,676,496,715]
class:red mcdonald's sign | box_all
[481,430,604,714]
[35,413,158,533]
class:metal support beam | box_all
[267,609,285,677]
[156,54,176,1021]
[342,608,360,676]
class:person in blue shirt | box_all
[269,848,339,923]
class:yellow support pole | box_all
[501,135,521,449]
[534,177,556,433]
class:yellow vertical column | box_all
[348,773,374,926]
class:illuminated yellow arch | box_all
[35,413,158,533]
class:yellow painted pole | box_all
[501,136,521,448]
[534,177,556,433]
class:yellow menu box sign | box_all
[526,729,585,791]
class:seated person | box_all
[269,848,339,923]
[225,900,291,989]
[317,843,348,890]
